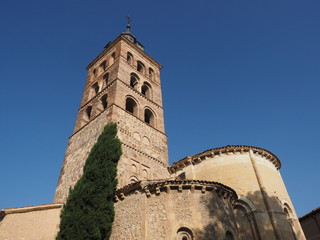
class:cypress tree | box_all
[56,123,122,240]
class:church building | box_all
[0,25,306,240]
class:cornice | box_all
[169,145,281,174]
[114,179,237,204]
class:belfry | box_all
[54,22,169,203]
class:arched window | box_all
[125,97,138,116]
[234,198,257,240]
[100,94,108,110]
[92,82,99,94]
[283,203,293,221]
[141,82,152,98]
[103,73,109,86]
[144,108,154,126]
[99,60,107,73]
[226,231,234,240]
[283,203,297,239]
[85,106,92,120]
[130,73,139,89]
[92,68,97,76]
[127,52,133,64]
[149,68,154,80]
[137,61,145,74]
[284,207,292,221]
[177,227,193,240]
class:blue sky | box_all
[0,0,319,217]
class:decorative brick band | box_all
[121,143,167,167]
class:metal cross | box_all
[126,16,132,24]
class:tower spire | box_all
[121,16,144,50]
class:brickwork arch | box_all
[137,61,145,74]
[130,73,140,90]
[141,81,152,99]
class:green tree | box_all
[56,123,122,240]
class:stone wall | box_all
[54,104,169,203]
[111,180,238,240]
[54,106,113,203]
[0,204,61,240]
[114,106,169,187]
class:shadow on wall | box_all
[194,190,297,240]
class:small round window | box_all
[177,227,193,240]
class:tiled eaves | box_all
[114,179,237,204]
[168,145,281,174]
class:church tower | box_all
[54,24,169,203]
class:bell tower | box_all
[54,24,169,203]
